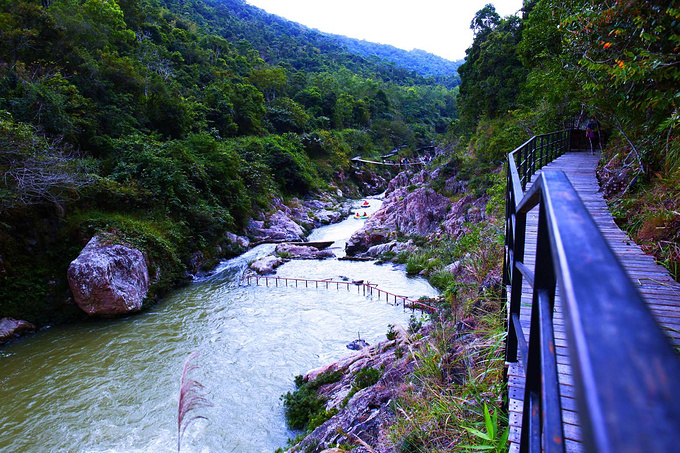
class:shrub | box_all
[282,370,343,431]
[281,385,326,431]
[405,253,429,275]
[353,367,382,390]
[386,324,398,341]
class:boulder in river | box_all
[67,235,150,317]
[247,209,307,243]
[275,243,335,260]
[346,338,369,350]
[0,318,36,344]
[250,255,284,274]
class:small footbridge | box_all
[503,131,680,452]
[240,274,438,313]
[351,156,427,167]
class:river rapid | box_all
[0,197,439,453]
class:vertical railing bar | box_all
[539,290,565,453]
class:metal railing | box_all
[503,131,680,452]
[240,275,438,313]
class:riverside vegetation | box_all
[275,1,679,451]
[1,0,678,452]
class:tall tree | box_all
[457,5,525,131]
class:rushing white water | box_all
[0,197,438,453]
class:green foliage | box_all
[307,408,339,432]
[353,367,382,390]
[405,253,428,275]
[0,0,460,326]
[408,315,423,335]
[405,251,442,276]
[457,7,526,131]
[461,403,509,452]
[230,134,320,195]
[282,384,327,431]
[386,324,398,341]
[282,369,343,431]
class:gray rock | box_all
[276,244,335,260]
[67,235,149,317]
[225,232,250,252]
[346,187,450,256]
[346,339,370,350]
[366,241,397,257]
[0,318,36,344]
[446,260,463,275]
[290,335,417,453]
[313,209,341,225]
[250,255,284,274]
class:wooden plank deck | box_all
[507,151,680,452]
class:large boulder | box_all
[346,187,450,256]
[249,255,284,274]
[223,232,250,255]
[247,209,307,243]
[67,236,150,317]
[275,243,335,260]
[0,318,36,344]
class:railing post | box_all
[506,209,526,364]
[518,146,529,190]
[527,142,532,187]
[519,195,564,453]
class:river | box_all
[0,197,439,453]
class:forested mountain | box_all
[175,0,459,87]
[0,0,458,324]
[324,35,462,87]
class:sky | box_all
[245,0,525,62]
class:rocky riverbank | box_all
[278,164,505,452]
[1,192,357,343]
[285,325,420,453]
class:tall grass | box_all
[385,188,508,451]
[177,351,213,453]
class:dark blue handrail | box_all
[503,132,680,452]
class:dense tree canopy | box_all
[457,0,679,176]
[0,0,460,323]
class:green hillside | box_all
[0,0,458,325]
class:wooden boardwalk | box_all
[507,151,680,452]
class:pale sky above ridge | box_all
[245,0,525,61]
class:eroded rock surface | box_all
[0,318,36,344]
[250,255,284,274]
[67,236,149,317]
[275,243,335,260]
[346,182,451,256]
[288,327,417,453]
[247,198,352,243]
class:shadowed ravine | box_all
[0,198,439,453]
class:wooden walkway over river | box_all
[507,151,680,452]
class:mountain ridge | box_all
[216,0,461,86]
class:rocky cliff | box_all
[346,168,487,257]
